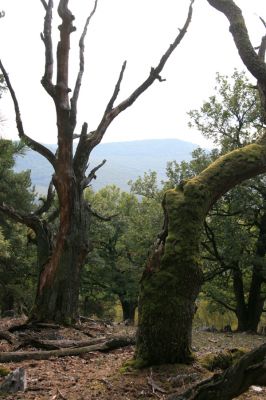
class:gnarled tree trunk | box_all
[136,144,266,365]
[135,0,266,366]
[0,0,195,324]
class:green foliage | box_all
[0,367,10,378]
[187,70,266,330]
[0,139,37,315]
[188,70,261,151]
[131,70,266,331]
[199,348,247,371]
[81,185,163,320]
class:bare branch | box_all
[203,266,230,281]
[86,203,118,222]
[82,159,106,188]
[35,181,55,216]
[70,0,98,124]
[205,291,236,312]
[40,0,48,11]
[73,122,89,180]
[259,16,266,30]
[104,61,127,115]
[0,60,56,168]
[0,203,39,230]
[40,0,56,97]
[88,0,195,148]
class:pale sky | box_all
[0,0,265,148]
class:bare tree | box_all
[135,0,266,366]
[0,0,194,323]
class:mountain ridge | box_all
[14,138,199,193]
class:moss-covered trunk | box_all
[136,144,266,365]
[136,188,205,365]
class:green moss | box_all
[120,358,147,372]
[0,367,10,377]
[199,348,247,371]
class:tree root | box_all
[168,343,266,400]
[0,336,135,363]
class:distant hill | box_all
[14,139,199,193]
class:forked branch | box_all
[82,159,107,188]
[40,0,48,10]
[87,0,195,149]
[35,181,55,216]
[0,203,40,231]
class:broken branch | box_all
[0,336,135,363]
[82,159,107,188]
[87,0,195,149]
[0,60,56,168]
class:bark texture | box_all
[136,0,266,366]
[120,298,137,324]
[169,343,266,400]
[0,1,195,324]
[136,144,266,365]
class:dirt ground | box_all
[0,318,266,400]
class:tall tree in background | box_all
[0,0,194,323]
[135,0,266,365]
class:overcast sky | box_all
[0,0,265,148]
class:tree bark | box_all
[168,343,266,400]
[233,208,266,333]
[245,208,266,332]
[136,144,266,365]
[0,0,195,325]
[119,297,137,324]
[232,267,248,332]
[135,0,266,366]
[31,193,90,324]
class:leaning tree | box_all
[0,0,195,323]
[135,0,266,366]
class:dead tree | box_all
[0,0,194,324]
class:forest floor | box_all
[0,317,266,400]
